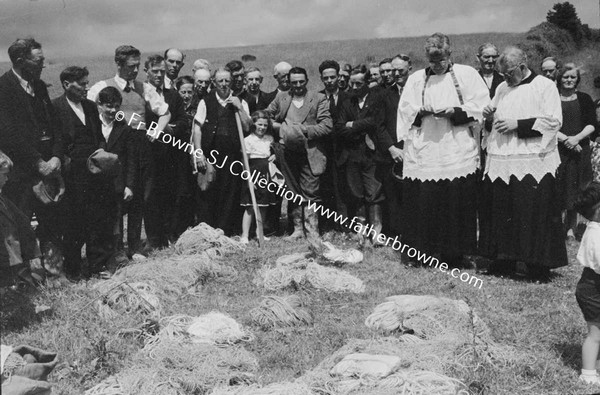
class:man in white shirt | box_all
[164,48,185,90]
[87,45,171,257]
[192,68,251,235]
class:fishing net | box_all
[210,381,313,395]
[256,254,365,293]
[249,295,312,329]
[113,253,237,297]
[85,342,258,395]
[93,280,161,320]
[175,223,245,257]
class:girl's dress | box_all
[240,134,277,207]
[576,221,600,323]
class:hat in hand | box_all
[87,148,120,176]
[32,175,65,204]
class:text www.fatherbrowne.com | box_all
[118,110,484,290]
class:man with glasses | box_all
[164,48,185,91]
[540,56,560,81]
[476,43,503,99]
[266,67,332,249]
[192,68,251,235]
[396,33,489,268]
[479,46,566,279]
[0,38,64,275]
[375,54,411,237]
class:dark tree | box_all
[241,54,256,62]
[546,2,583,41]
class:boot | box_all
[368,204,384,247]
[285,205,304,240]
[354,205,367,247]
[304,205,325,253]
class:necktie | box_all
[359,97,375,150]
[124,83,131,93]
[328,94,335,118]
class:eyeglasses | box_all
[215,79,231,83]
[503,64,522,78]
[479,55,499,60]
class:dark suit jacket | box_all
[105,120,138,194]
[0,194,40,267]
[478,70,504,99]
[266,90,333,175]
[0,70,63,183]
[374,86,402,162]
[335,91,385,166]
[319,89,350,123]
[240,90,273,114]
[52,94,104,180]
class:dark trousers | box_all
[283,150,321,203]
[62,178,116,275]
[197,150,243,236]
[377,162,402,237]
[127,159,154,253]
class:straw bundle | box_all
[256,254,365,293]
[114,254,237,297]
[93,280,161,320]
[249,295,312,328]
[84,375,122,395]
[210,381,313,395]
[175,223,245,257]
[118,340,258,395]
[1,352,26,380]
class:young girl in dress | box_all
[575,181,600,384]
[240,111,278,244]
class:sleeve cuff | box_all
[412,112,423,127]
[450,107,474,125]
[517,118,542,138]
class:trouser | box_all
[62,179,116,275]
[127,160,154,253]
[377,161,402,237]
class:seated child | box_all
[575,181,600,384]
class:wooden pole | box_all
[235,112,264,246]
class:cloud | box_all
[0,0,597,62]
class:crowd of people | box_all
[1,33,599,284]
[3,31,600,386]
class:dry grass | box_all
[1,232,592,394]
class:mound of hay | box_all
[302,337,470,394]
[93,280,161,320]
[86,342,258,395]
[113,254,237,297]
[175,223,245,257]
[145,312,253,351]
[249,295,312,329]
[330,353,402,379]
[210,381,313,395]
[256,254,365,293]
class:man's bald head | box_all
[273,61,292,91]
[164,48,185,80]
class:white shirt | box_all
[164,76,174,90]
[578,221,600,274]
[12,68,34,96]
[244,134,273,159]
[100,114,114,142]
[66,97,86,125]
[193,91,250,126]
[87,74,169,117]
[291,97,304,109]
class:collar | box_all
[66,96,83,108]
[516,70,536,86]
[114,74,133,91]
[12,68,33,93]
[99,113,114,128]
[215,90,233,105]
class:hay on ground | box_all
[93,280,161,320]
[113,254,237,297]
[249,295,312,329]
[256,254,365,293]
[321,241,363,265]
[330,353,403,379]
[175,223,245,257]
[210,381,313,395]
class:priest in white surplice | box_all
[396,32,489,267]
[479,46,568,278]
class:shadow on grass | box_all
[554,342,581,371]
[0,286,41,332]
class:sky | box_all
[0,0,598,62]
